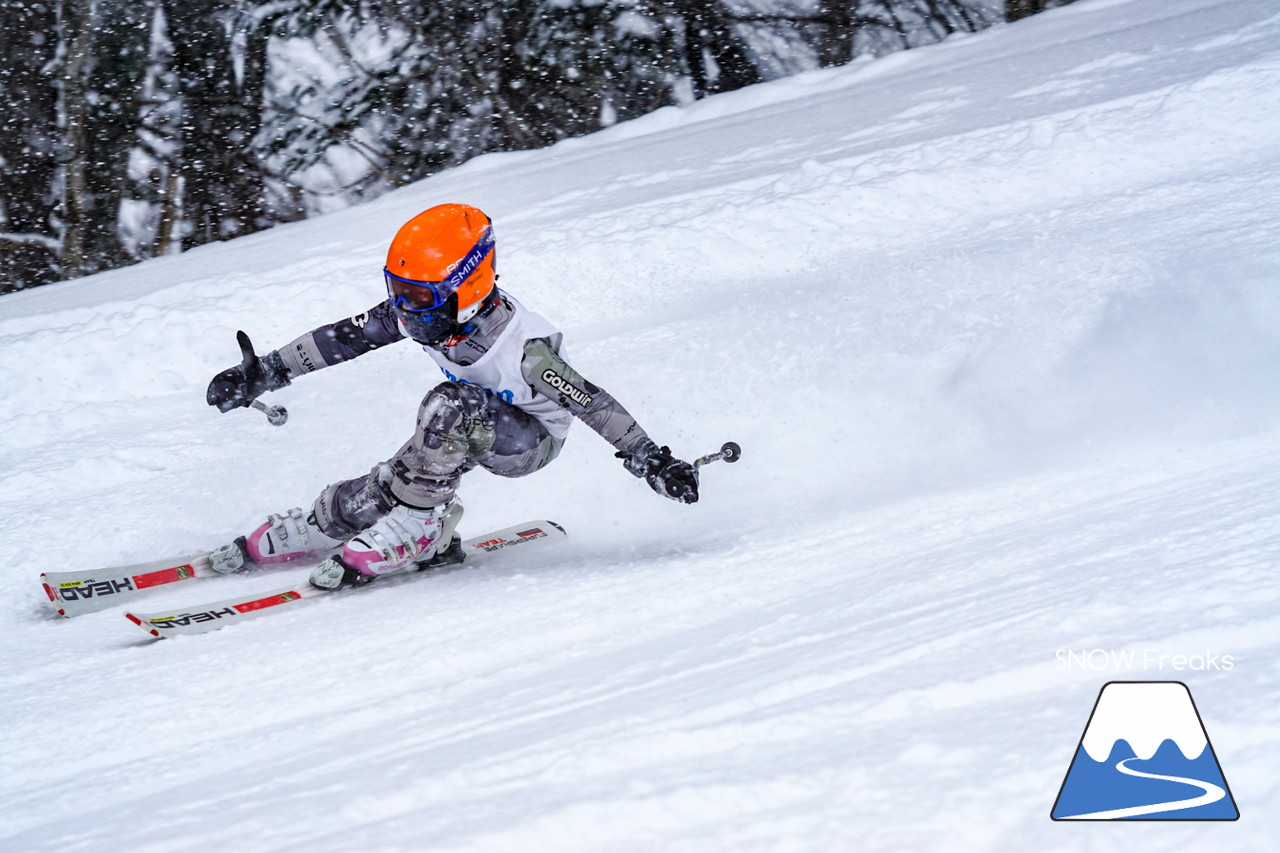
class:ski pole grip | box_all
[251,399,289,426]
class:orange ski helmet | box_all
[384,203,497,327]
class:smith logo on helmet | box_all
[441,226,495,291]
[541,369,593,407]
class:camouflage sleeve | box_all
[274,300,405,377]
[521,338,650,453]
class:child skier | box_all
[206,203,699,590]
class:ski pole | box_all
[250,398,289,426]
[694,441,741,471]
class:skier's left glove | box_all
[207,348,291,413]
[618,439,699,504]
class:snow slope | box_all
[3,0,1279,849]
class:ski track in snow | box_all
[3,0,1280,850]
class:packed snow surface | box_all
[3,0,1279,849]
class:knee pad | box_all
[423,382,495,455]
[425,381,491,418]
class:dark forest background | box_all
[0,1,1071,292]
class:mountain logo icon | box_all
[1051,681,1239,820]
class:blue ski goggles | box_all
[384,227,496,312]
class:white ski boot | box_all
[308,500,464,590]
[211,507,343,574]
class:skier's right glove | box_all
[207,332,292,413]
[618,439,699,504]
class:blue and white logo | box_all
[438,367,515,405]
[1051,681,1238,820]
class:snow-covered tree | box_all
[257,1,689,202]
[1,0,1022,292]
[1,2,61,290]
[160,0,269,248]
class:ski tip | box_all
[124,612,164,639]
[40,577,70,617]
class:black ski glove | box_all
[618,440,699,504]
[207,331,292,413]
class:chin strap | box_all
[447,288,502,345]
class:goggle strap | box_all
[438,226,495,296]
